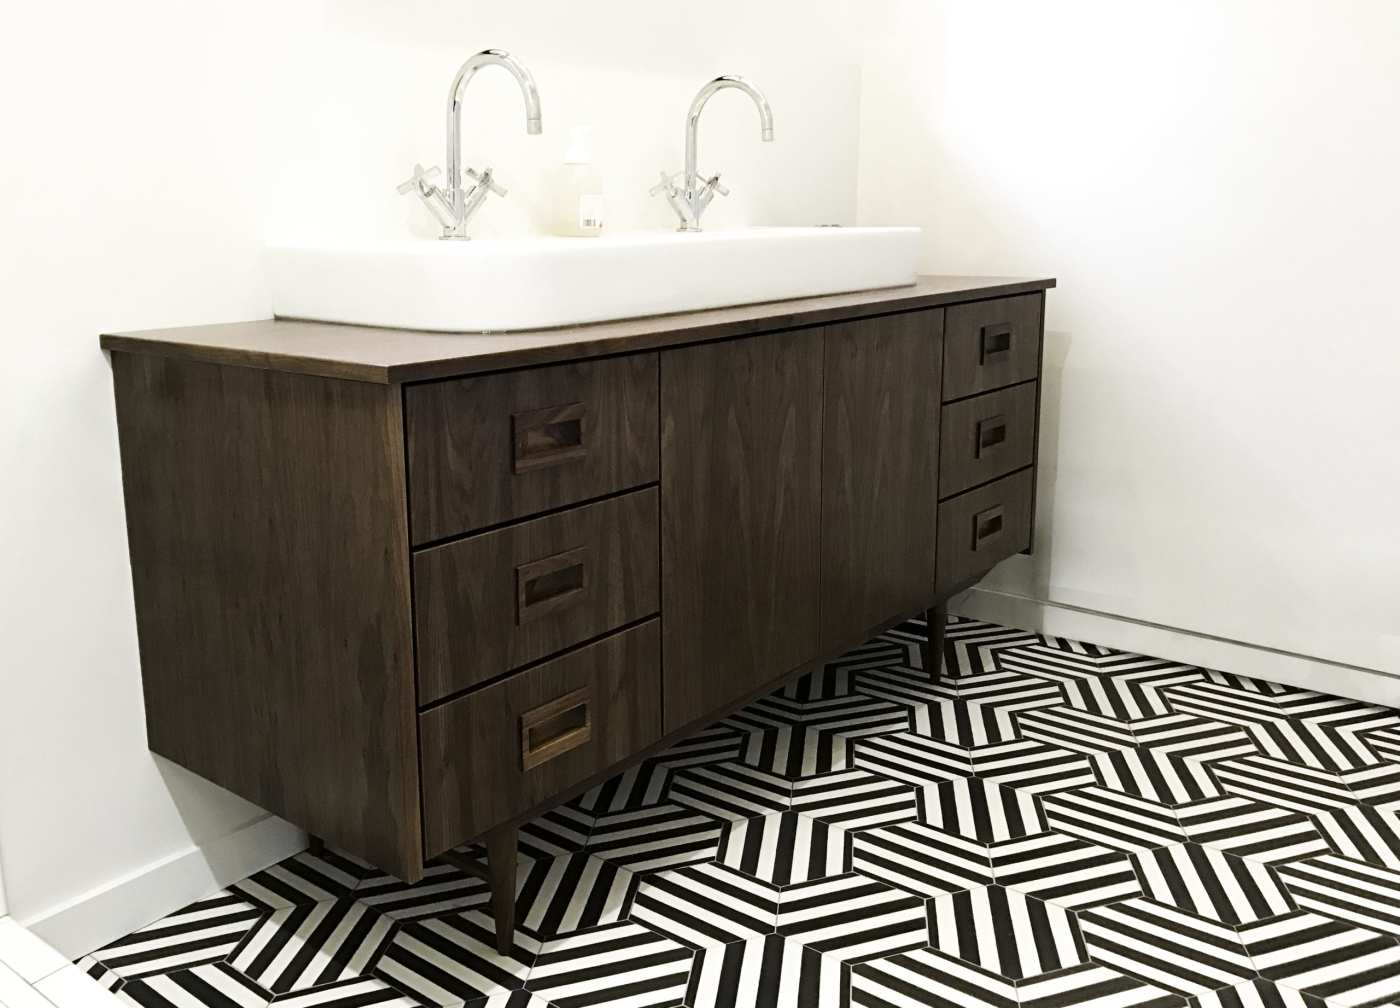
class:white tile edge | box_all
[0,918,69,984]
[19,815,304,961]
[35,965,123,1008]
[954,586,1400,707]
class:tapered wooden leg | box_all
[485,824,518,956]
[924,601,948,679]
[308,835,325,856]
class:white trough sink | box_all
[266,226,921,332]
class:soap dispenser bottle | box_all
[551,126,605,237]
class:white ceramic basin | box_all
[266,226,921,332]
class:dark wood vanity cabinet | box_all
[104,275,1052,950]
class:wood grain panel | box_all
[419,620,662,854]
[405,354,658,544]
[943,293,1044,400]
[660,330,823,732]
[935,467,1034,596]
[939,381,1039,499]
[111,353,422,880]
[820,310,943,655]
[414,488,660,704]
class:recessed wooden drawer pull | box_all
[515,546,590,624]
[972,504,1006,551]
[974,414,1008,458]
[520,685,593,770]
[512,402,588,473]
[979,323,1013,364]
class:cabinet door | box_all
[820,310,944,654]
[660,330,823,732]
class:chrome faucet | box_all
[652,76,774,232]
[398,49,542,240]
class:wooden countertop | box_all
[101,275,1055,384]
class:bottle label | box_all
[578,195,605,232]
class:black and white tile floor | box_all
[80,617,1400,1008]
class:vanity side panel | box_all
[110,353,423,881]
[660,329,823,732]
[820,310,944,655]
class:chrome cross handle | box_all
[465,166,507,198]
[396,163,441,196]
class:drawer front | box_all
[935,468,1034,595]
[939,382,1038,498]
[406,353,659,544]
[943,294,1043,401]
[414,488,660,704]
[419,620,662,854]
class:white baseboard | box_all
[954,586,1400,708]
[20,815,305,961]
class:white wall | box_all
[0,0,862,954]
[859,0,1400,677]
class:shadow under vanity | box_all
[102,274,1054,951]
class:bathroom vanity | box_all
[103,274,1053,949]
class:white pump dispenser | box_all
[551,126,605,237]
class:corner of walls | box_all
[21,815,303,961]
[954,586,1400,709]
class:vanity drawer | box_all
[935,468,1034,595]
[406,353,659,544]
[943,294,1043,401]
[419,619,662,854]
[939,382,1038,498]
[414,488,660,704]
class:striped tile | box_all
[576,723,746,814]
[227,900,394,994]
[1176,795,1331,864]
[852,730,974,785]
[776,872,928,957]
[718,812,846,885]
[728,692,911,779]
[630,861,779,947]
[943,618,1041,678]
[854,665,960,736]
[1018,963,1186,1008]
[969,738,1099,795]
[1276,854,1400,936]
[273,977,420,1008]
[790,768,920,831]
[1241,910,1400,1006]
[1187,978,1307,1008]
[232,851,371,910]
[116,963,270,1008]
[374,911,537,1005]
[353,861,488,922]
[523,921,692,1007]
[923,671,1064,746]
[851,821,993,897]
[1131,843,1292,924]
[1215,756,1400,867]
[928,885,1086,980]
[851,947,1017,1008]
[922,776,1046,841]
[989,832,1141,908]
[665,760,792,820]
[584,802,724,873]
[998,644,1204,720]
[1042,787,1187,852]
[684,935,821,1008]
[514,853,634,938]
[1166,681,1400,772]
[90,891,265,981]
[1078,899,1254,995]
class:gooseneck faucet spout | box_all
[652,75,774,232]
[398,48,543,240]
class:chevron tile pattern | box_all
[85,616,1400,1007]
